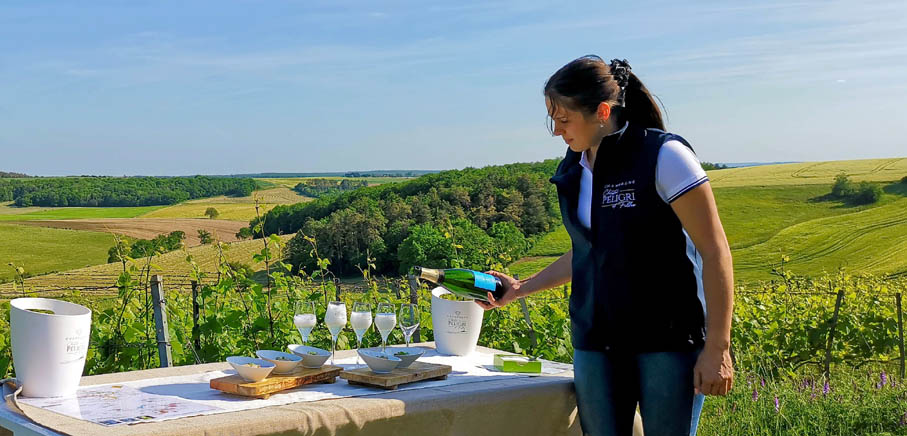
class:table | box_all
[1,343,581,436]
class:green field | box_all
[0,205,163,221]
[0,187,309,282]
[0,234,294,293]
[733,195,907,282]
[708,157,907,187]
[0,224,115,283]
[140,187,309,221]
[0,205,166,283]
[712,184,906,250]
[508,160,907,285]
[3,157,906,288]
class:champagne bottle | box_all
[412,266,505,302]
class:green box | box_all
[493,354,542,373]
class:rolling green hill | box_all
[508,158,907,284]
[733,194,907,282]
[0,224,114,282]
[3,157,905,287]
[0,206,163,221]
[708,157,906,187]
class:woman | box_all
[477,56,734,436]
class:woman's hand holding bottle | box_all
[475,271,521,310]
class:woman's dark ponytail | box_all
[621,71,665,131]
[544,56,665,131]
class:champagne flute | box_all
[375,302,396,353]
[294,301,317,345]
[324,301,347,365]
[398,303,420,348]
[350,302,373,366]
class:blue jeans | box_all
[574,348,705,436]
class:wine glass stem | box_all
[356,337,362,365]
[331,335,337,365]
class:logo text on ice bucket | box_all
[65,331,88,354]
[446,310,469,334]
[601,180,636,209]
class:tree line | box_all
[253,160,562,276]
[701,161,728,170]
[107,231,187,263]
[292,179,369,198]
[0,171,29,178]
[0,176,257,207]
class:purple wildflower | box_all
[881,371,888,387]
[752,388,759,401]
[877,382,883,390]
[810,392,817,401]
[761,378,766,387]
[774,396,780,412]
[823,381,830,395]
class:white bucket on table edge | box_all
[430,286,484,356]
[10,298,91,397]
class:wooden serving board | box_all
[210,365,342,399]
[340,361,452,390]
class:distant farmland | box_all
[0,235,294,295]
[2,158,905,288]
[140,187,310,221]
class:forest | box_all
[0,176,257,207]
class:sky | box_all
[1,0,905,176]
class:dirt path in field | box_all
[9,218,248,246]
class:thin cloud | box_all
[644,3,907,87]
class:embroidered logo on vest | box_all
[602,180,636,208]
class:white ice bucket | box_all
[10,298,91,397]
[430,287,484,356]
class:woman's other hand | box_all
[693,345,734,396]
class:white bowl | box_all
[287,344,331,369]
[255,350,301,374]
[358,348,402,374]
[226,356,275,382]
[385,347,424,368]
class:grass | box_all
[140,187,310,221]
[0,202,55,216]
[0,224,115,282]
[527,226,571,256]
[0,205,163,221]
[732,195,907,283]
[698,364,907,435]
[518,180,907,285]
[508,256,561,280]
[712,184,898,250]
[0,234,295,294]
[707,157,907,188]
[0,188,303,282]
[139,203,276,221]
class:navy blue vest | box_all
[550,124,706,353]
